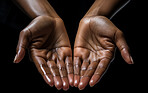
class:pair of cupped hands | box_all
[13,15,133,90]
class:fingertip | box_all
[14,48,25,63]
[89,75,100,87]
[56,81,62,90]
[63,82,69,91]
[74,75,80,87]
[121,48,134,64]
[49,81,54,87]
[78,77,89,90]
[43,75,54,87]
[74,80,79,87]
[54,76,63,90]
[62,78,69,91]
[78,82,84,90]
[89,80,94,87]
[68,74,74,87]
[13,54,18,63]
[129,56,134,64]
[125,55,134,64]
[48,80,54,87]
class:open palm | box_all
[14,16,73,90]
[74,16,133,90]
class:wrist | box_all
[84,11,106,18]
[36,15,63,24]
[13,0,60,19]
[35,14,60,19]
[83,0,111,18]
[84,0,130,19]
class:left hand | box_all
[74,16,133,90]
[14,16,73,90]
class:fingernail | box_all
[63,83,69,91]
[130,56,134,64]
[69,79,74,87]
[13,54,17,63]
[74,80,78,84]
[74,80,79,87]
[78,82,84,90]
[56,81,62,90]
[56,81,60,86]
[90,80,94,87]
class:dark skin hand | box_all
[14,16,74,90]
[73,0,133,90]
[12,0,133,90]
[13,0,74,90]
[74,16,134,90]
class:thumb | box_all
[14,29,31,63]
[115,30,134,64]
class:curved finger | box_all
[65,56,74,87]
[74,57,81,87]
[14,30,31,63]
[32,56,54,87]
[78,61,98,90]
[47,60,62,90]
[115,30,134,64]
[57,59,69,91]
[89,58,110,87]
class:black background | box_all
[0,0,141,92]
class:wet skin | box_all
[14,16,74,90]
[13,0,133,90]
[73,16,133,90]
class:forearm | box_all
[84,0,130,18]
[12,0,59,19]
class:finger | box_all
[32,56,54,87]
[89,58,110,87]
[78,61,98,90]
[14,48,25,63]
[80,60,89,76]
[115,30,134,64]
[57,59,69,91]
[65,56,74,87]
[14,29,31,63]
[74,57,81,87]
[47,60,62,90]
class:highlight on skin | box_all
[13,0,133,91]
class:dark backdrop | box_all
[0,0,139,92]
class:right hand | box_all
[14,16,73,90]
[74,16,133,90]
